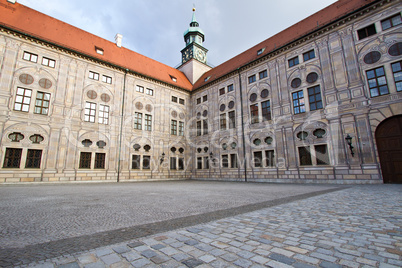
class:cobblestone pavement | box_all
[1,183,401,267]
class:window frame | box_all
[132,155,141,169]
[25,149,43,169]
[357,24,376,40]
[136,85,144,93]
[220,113,227,130]
[303,50,315,62]
[94,153,106,169]
[381,13,402,31]
[134,112,142,130]
[98,104,110,124]
[366,66,389,97]
[3,148,23,168]
[23,51,38,63]
[307,85,323,111]
[41,57,56,68]
[288,56,299,68]
[227,84,234,92]
[250,104,259,124]
[144,114,152,131]
[88,71,100,81]
[179,121,185,136]
[14,87,32,112]
[248,74,256,84]
[79,152,92,169]
[146,88,154,96]
[261,100,271,121]
[259,70,268,80]
[171,119,178,135]
[84,102,97,123]
[34,91,51,115]
[102,75,112,84]
[292,90,306,115]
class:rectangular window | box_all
[102,75,112,84]
[303,50,315,61]
[84,102,96,122]
[299,147,312,166]
[79,152,92,169]
[34,91,51,115]
[171,120,177,135]
[391,61,402,92]
[366,66,389,97]
[179,98,185,105]
[136,85,144,93]
[220,113,227,130]
[227,84,234,92]
[315,145,329,165]
[172,96,178,103]
[95,47,104,55]
[203,95,208,102]
[228,111,236,129]
[89,71,99,80]
[132,155,140,169]
[292,90,305,114]
[250,104,259,124]
[197,157,203,169]
[98,104,109,124]
[381,14,402,30]
[23,51,38,63]
[146,88,154,96]
[143,156,151,170]
[3,148,22,168]
[145,114,152,131]
[219,88,225,95]
[259,70,268,79]
[357,24,376,40]
[253,151,263,167]
[308,85,323,111]
[204,156,209,169]
[203,119,208,135]
[25,149,42,168]
[95,153,106,169]
[134,112,142,130]
[179,121,184,136]
[14,87,32,112]
[265,150,275,167]
[197,98,201,104]
[178,158,184,170]
[261,100,271,121]
[248,75,256,84]
[196,121,202,136]
[222,155,229,168]
[170,157,177,170]
[288,56,299,68]
[41,57,55,68]
[230,154,238,168]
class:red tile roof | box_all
[193,0,378,89]
[0,0,193,91]
[0,0,379,92]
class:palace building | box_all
[0,0,401,184]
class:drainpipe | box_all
[117,69,128,182]
[238,69,247,182]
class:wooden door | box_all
[375,115,402,184]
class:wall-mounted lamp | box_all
[160,152,165,164]
[209,152,216,164]
[345,134,354,157]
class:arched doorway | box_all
[375,115,402,184]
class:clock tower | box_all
[178,8,211,85]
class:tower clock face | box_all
[182,48,193,62]
[196,50,206,63]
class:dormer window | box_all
[257,48,265,56]
[170,75,177,82]
[95,47,104,55]
[204,76,211,82]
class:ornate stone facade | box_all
[0,0,401,183]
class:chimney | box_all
[115,34,123,48]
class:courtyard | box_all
[0,181,400,267]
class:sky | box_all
[18,0,338,68]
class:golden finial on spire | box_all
[193,4,196,12]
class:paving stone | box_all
[151,243,166,250]
[268,253,296,265]
[58,262,80,268]
[319,261,342,268]
[95,248,113,257]
[140,249,157,258]
[77,254,97,264]
[127,242,144,248]
[112,245,130,254]
[172,253,191,262]
[83,261,106,268]
[131,258,151,268]
[233,258,253,268]
[121,251,141,262]
[150,254,170,264]
[198,254,216,263]
[99,254,121,265]
[182,258,204,267]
